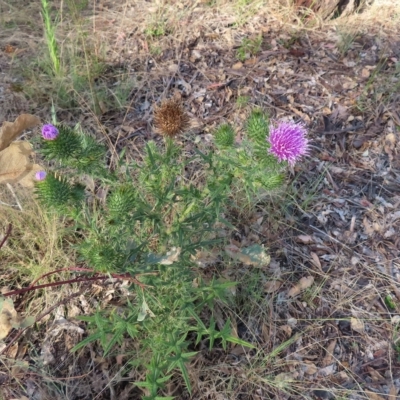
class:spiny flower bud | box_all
[42,124,59,140]
[246,110,269,143]
[34,171,84,210]
[107,185,136,218]
[40,124,81,161]
[153,99,190,137]
[246,110,269,157]
[268,121,309,166]
[35,172,73,207]
[214,124,235,148]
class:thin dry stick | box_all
[6,183,22,210]
[3,269,157,297]
[3,275,143,297]
[29,266,96,287]
[0,223,12,251]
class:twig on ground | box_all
[0,223,12,251]
[6,183,22,211]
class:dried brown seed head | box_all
[153,99,190,137]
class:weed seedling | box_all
[237,35,262,61]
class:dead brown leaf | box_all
[264,280,282,293]
[388,385,398,400]
[350,317,365,334]
[191,248,219,268]
[232,62,243,69]
[0,114,40,152]
[303,362,317,375]
[0,298,19,340]
[365,391,385,400]
[224,244,270,267]
[296,234,314,244]
[310,252,323,272]
[4,44,16,54]
[367,366,384,382]
[287,276,314,297]
[0,141,43,188]
[5,342,18,359]
[159,247,181,265]
[321,339,337,367]
[0,300,18,340]
[280,325,292,337]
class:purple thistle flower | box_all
[35,170,47,181]
[268,120,309,166]
[42,124,59,140]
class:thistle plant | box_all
[212,110,309,199]
[33,104,309,399]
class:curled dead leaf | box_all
[303,362,317,375]
[365,391,385,400]
[310,252,322,272]
[159,247,181,265]
[225,244,270,267]
[191,248,220,268]
[296,234,313,244]
[388,385,397,400]
[0,298,18,340]
[350,317,364,334]
[322,339,337,366]
[264,280,282,293]
[0,141,43,188]
[280,325,292,337]
[0,114,40,152]
[287,276,314,297]
[0,297,34,340]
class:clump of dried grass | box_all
[0,187,77,310]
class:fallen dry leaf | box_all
[361,68,370,78]
[365,391,385,400]
[0,298,18,340]
[367,366,384,382]
[232,62,243,69]
[296,234,314,244]
[279,325,292,337]
[4,44,16,54]
[225,244,270,267]
[6,342,18,359]
[159,247,181,265]
[350,317,365,334]
[322,339,337,366]
[303,362,317,375]
[0,141,43,188]
[388,385,397,400]
[310,252,322,272]
[318,364,336,377]
[191,248,220,268]
[264,280,282,293]
[287,276,314,297]
[0,297,33,341]
[0,114,40,152]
